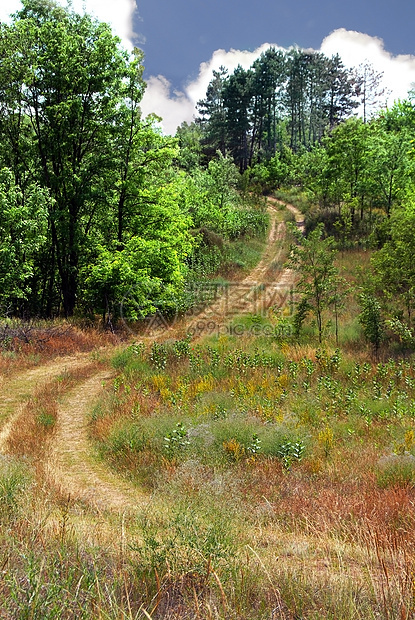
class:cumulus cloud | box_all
[140,75,196,132]
[321,29,415,105]
[142,30,415,135]
[141,44,278,135]
[0,0,138,50]
[69,0,137,50]
[1,2,415,135]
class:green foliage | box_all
[293,297,311,338]
[163,423,190,460]
[150,342,168,370]
[0,169,49,308]
[277,440,306,469]
[106,420,146,456]
[286,223,344,342]
[1,0,415,325]
[83,203,193,323]
[372,201,415,329]
[250,152,290,193]
[197,46,358,168]
[135,502,239,582]
[358,292,385,357]
[0,0,234,321]
[0,0,146,315]
[386,318,415,346]
[290,108,415,243]
[175,121,203,171]
[0,457,31,522]
[247,433,262,456]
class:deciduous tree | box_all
[286,223,341,342]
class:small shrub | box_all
[150,342,168,370]
[247,433,261,457]
[36,411,55,429]
[277,440,305,470]
[358,292,385,358]
[223,438,245,462]
[173,336,191,359]
[164,422,190,460]
[107,421,146,455]
[318,426,334,458]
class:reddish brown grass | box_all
[0,323,119,376]
[5,362,102,460]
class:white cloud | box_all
[0,0,137,50]
[142,30,415,135]
[66,0,137,50]
[321,29,415,106]
[140,75,196,132]
[141,44,277,135]
[0,1,19,22]
[1,3,415,134]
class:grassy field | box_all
[1,228,415,618]
[81,330,415,619]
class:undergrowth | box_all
[0,320,117,375]
[1,209,415,617]
[81,336,415,618]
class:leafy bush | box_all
[163,422,190,460]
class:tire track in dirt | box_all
[184,198,304,338]
[45,370,148,514]
[44,198,304,512]
[0,352,96,453]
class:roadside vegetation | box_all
[3,325,415,618]
[1,1,415,618]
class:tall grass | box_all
[1,245,415,616]
[273,188,312,214]
[0,319,117,376]
[72,336,415,617]
[5,362,102,459]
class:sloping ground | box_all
[0,198,302,512]
[45,370,149,514]
[181,198,303,338]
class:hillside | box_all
[1,3,415,618]
[0,198,414,619]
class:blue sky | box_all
[2,1,415,133]
[136,0,415,90]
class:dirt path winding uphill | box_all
[185,197,304,338]
[39,198,303,512]
[1,198,303,515]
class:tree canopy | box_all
[0,0,197,318]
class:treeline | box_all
[188,45,415,245]
[294,106,415,227]
[195,48,385,170]
[266,105,415,348]
[0,0,266,321]
[191,42,415,349]
[2,0,415,346]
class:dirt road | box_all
[0,198,302,513]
